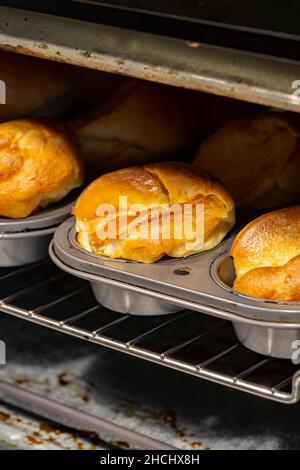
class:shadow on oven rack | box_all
[0,259,300,405]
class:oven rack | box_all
[1,5,300,113]
[0,259,300,404]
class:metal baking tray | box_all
[50,217,300,360]
[0,192,78,267]
[0,226,56,267]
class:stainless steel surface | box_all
[0,258,300,403]
[233,323,300,360]
[90,281,183,315]
[51,219,300,325]
[0,6,300,112]
[0,226,56,267]
[0,380,176,450]
[0,194,78,267]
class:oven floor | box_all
[0,312,299,450]
[0,401,112,450]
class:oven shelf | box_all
[0,259,300,404]
[1,5,300,112]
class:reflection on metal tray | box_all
[0,226,56,268]
[0,259,300,403]
[0,192,79,268]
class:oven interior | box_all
[0,1,300,450]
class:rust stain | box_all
[80,393,90,403]
[0,410,10,421]
[0,44,73,66]
[39,423,103,449]
[191,441,203,448]
[0,406,104,449]
[39,423,62,435]
[14,377,49,387]
[0,44,34,56]
[112,394,212,449]
[26,435,43,445]
[78,430,103,447]
[14,378,29,385]
[114,440,130,448]
[113,395,195,443]
[57,371,71,386]
[56,372,91,403]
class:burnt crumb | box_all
[57,372,91,403]
[14,378,29,385]
[80,394,90,403]
[13,377,50,387]
[0,410,10,421]
[191,441,203,448]
[114,440,130,448]
[78,430,102,447]
[57,371,70,386]
[39,423,62,435]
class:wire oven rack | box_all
[0,259,300,404]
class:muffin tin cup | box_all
[50,218,300,359]
[90,282,181,316]
[0,193,78,267]
[233,322,300,360]
[211,253,300,359]
[0,227,57,267]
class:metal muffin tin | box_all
[50,217,300,360]
[0,192,77,267]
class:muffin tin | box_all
[0,192,77,267]
[50,217,300,359]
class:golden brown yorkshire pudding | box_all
[0,118,84,218]
[194,113,300,209]
[231,206,300,301]
[73,162,235,263]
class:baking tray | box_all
[50,218,300,360]
[0,190,78,233]
[0,192,78,267]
